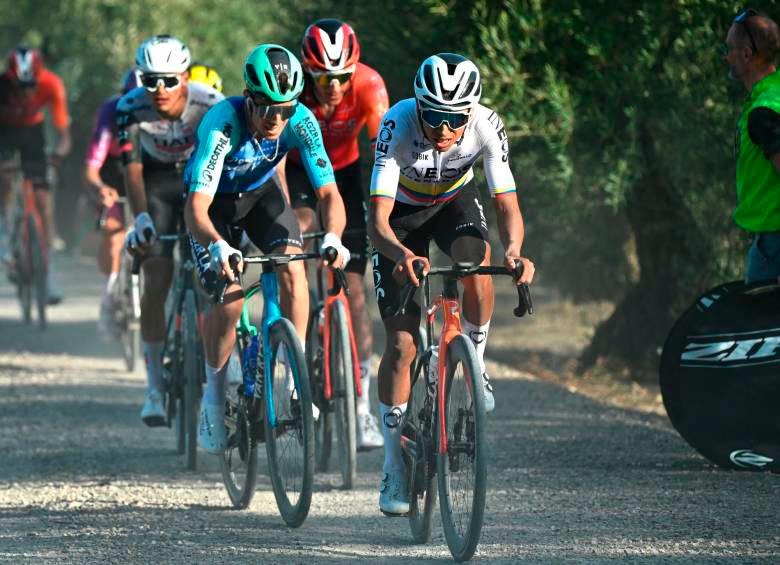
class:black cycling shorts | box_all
[100,157,124,196]
[145,167,186,258]
[372,181,490,320]
[287,159,369,274]
[0,123,49,188]
[190,181,304,294]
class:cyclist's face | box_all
[244,91,295,140]
[145,72,188,114]
[310,72,352,107]
[421,120,466,152]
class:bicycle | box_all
[397,260,533,562]
[218,251,317,528]
[9,178,48,330]
[303,230,361,489]
[110,198,141,371]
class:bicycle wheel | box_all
[330,300,357,489]
[118,257,140,372]
[437,334,487,562]
[406,347,437,543]
[182,289,202,470]
[265,317,314,528]
[27,216,47,330]
[308,305,333,472]
[220,379,261,509]
[15,232,32,324]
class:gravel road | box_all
[1,255,778,564]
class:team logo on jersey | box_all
[294,118,321,152]
[316,158,327,168]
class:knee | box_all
[451,237,488,267]
[386,330,417,368]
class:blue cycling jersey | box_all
[185,96,335,196]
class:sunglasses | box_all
[249,97,297,121]
[309,71,353,88]
[141,74,181,92]
[419,108,470,130]
[735,8,759,54]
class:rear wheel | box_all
[28,216,47,330]
[308,305,332,472]
[437,335,487,562]
[182,290,202,471]
[220,386,260,509]
[330,300,357,489]
[265,318,314,527]
[118,255,140,372]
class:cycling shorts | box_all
[372,181,490,320]
[100,156,124,196]
[0,123,49,189]
[190,181,303,294]
[287,159,369,274]
[145,167,185,258]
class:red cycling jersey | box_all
[291,62,388,171]
[0,68,69,129]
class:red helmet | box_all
[301,19,360,73]
[7,46,43,85]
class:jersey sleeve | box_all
[478,109,516,197]
[369,112,402,200]
[288,106,335,189]
[46,72,70,129]
[85,101,114,169]
[116,94,142,165]
[187,102,240,197]
[748,106,780,159]
[359,68,390,145]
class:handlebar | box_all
[214,253,242,304]
[322,246,350,296]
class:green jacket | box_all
[735,71,780,232]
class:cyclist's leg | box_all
[433,183,495,409]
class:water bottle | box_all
[242,335,260,396]
[427,346,439,399]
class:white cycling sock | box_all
[143,341,164,393]
[357,359,372,416]
[380,402,407,474]
[463,318,490,375]
[102,272,119,306]
[203,361,228,406]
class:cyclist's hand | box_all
[48,153,65,170]
[124,228,145,256]
[320,232,350,269]
[393,254,429,286]
[99,186,119,208]
[505,253,535,285]
[208,239,244,282]
[133,212,157,249]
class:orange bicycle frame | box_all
[321,267,362,401]
[20,179,48,272]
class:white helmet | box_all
[135,35,191,74]
[414,53,481,112]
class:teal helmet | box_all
[243,44,304,102]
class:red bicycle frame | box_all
[20,179,48,273]
[321,267,362,402]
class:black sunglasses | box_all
[141,74,181,92]
[735,8,759,54]
[249,98,297,121]
[419,108,470,130]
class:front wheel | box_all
[265,318,314,528]
[28,215,47,330]
[182,290,202,471]
[330,300,357,489]
[437,334,488,562]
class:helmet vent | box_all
[245,64,261,87]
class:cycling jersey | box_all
[116,82,223,168]
[85,96,126,170]
[370,98,516,206]
[290,62,389,171]
[185,96,335,197]
[0,69,69,129]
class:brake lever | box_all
[388,260,426,318]
[323,247,350,297]
[511,261,534,317]
[216,253,242,305]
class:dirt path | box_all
[0,256,778,563]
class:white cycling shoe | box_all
[357,412,384,450]
[379,468,410,516]
[198,402,227,454]
[140,389,166,427]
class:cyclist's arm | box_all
[274,154,290,203]
[362,73,390,152]
[185,191,221,248]
[124,163,147,216]
[48,73,71,157]
[316,182,346,237]
[53,125,71,159]
[116,105,147,215]
[368,197,428,285]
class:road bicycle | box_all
[303,231,361,489]
[398,260,532,562]
[9,178,48,329]
[219,251,317,528]
[109,199,141,371]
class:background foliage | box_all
[1,0,771,376]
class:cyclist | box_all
[183,43,348,454]
[0,46,71,303]
[288,19,389,449]
[367,53,535,514]
[118,35,224,426]
[188,62,223,93]
[84,68,142,337]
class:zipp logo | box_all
[681,334,780,366]
[729,449,774,469]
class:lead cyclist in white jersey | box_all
[367,53,535,515]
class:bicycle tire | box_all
[28,216,47,330]
[265,317,314,528]
[118,256,139,372]
[407,347,437,543]
[437,334,487,562]
[16,231,32,323]
[220,379,260,509]
[182,289,201,471]
[308,305,333,472]
[330,300,357,489]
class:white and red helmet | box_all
[301,19,360,73]
[7,46,43,85]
